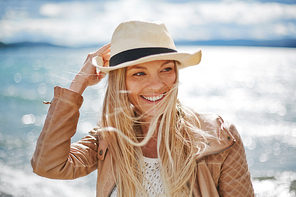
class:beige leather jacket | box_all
[31,86,254,197]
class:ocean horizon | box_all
[1,39,296,48]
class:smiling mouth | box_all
[141,93,165,102]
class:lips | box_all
[141,93,165,102]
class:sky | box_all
[0,0,296,47]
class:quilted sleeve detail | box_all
[218,124,255,197]
[69,135,99,177]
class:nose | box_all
[146,74,164,91]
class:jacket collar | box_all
[194,113,236,161]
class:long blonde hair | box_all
[99,62,207,196]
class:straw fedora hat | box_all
[92,20,202,73]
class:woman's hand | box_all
[69,43,111,95]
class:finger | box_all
[91,43,111,55]
[98,71,106,77]
[97,71,106,81]
[102,53,110,61]
[103,55,110,67]
[104,61,109,67]
[84,43,111,64]
[93,43,111,57]
[101,46,111,55]
[83,53,92,64]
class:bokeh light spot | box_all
[22,114,35,125]
[259,154,268,162]
[14,73,22,83]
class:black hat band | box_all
[109,47,177,67]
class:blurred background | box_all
[0,0,296,196]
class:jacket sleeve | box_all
[31,86,98,179]
[218,123,255,196]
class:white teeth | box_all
[142,94,164,102]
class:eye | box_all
[133,72,146,76]
[162,67,173,72]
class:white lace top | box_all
[110,156,165,197]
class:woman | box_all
[31,20,254,196]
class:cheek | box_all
[126,78,139,94]
[167,72,177,87]
[126,79,140,104]
[128,91,143,109]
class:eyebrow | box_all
[127,60,174,71]
[128,65,147,70]
[161,60,175,67]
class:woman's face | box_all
[126,60,177,119]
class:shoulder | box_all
[181,107,240,143]
[194,112,240,140]
[186,112,242,160]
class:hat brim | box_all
[92,49,202,73]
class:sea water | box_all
[0,45,295,196]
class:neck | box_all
[139,120,158,158]
[140,121,150,135]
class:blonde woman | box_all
[32,21,254,197]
